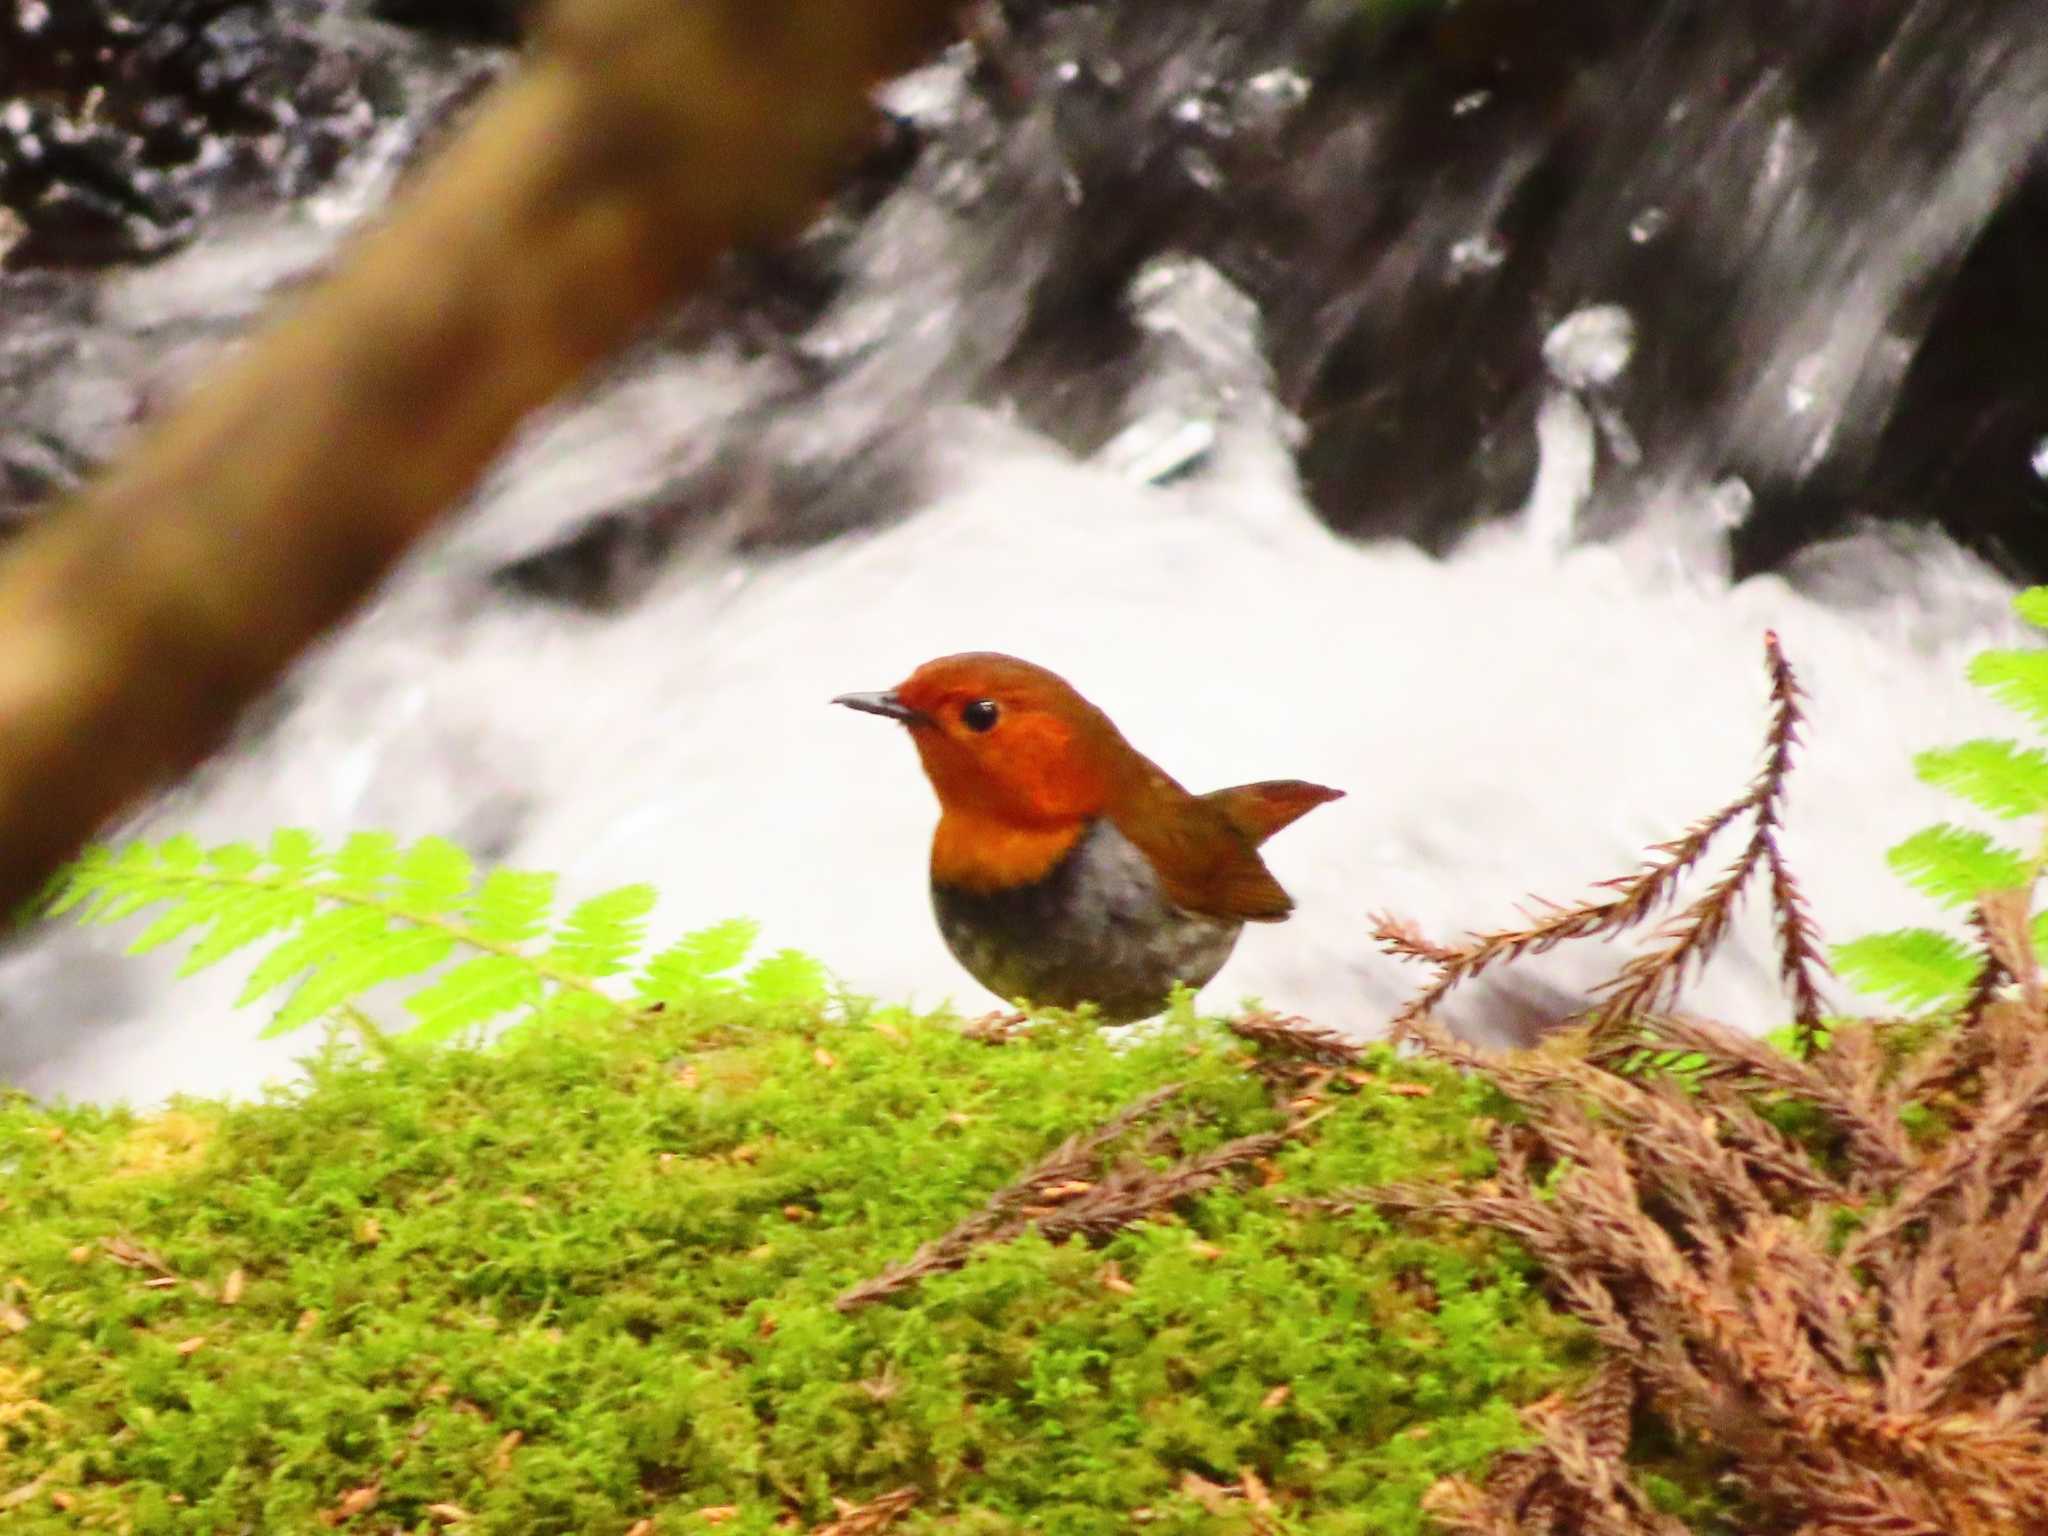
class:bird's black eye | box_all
[960,699,1000,733]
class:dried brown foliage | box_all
[810,1485,918,1536]
[1364,635,2048,1534]
[958,1009,1031,1043]
[1425,1362,1691,1536]
[839,1009,1383,1314]
[1376,632,1831,1054]
[1228,1009,1368,1068]
[837,1084,1298,1310]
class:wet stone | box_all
[0,0,384,268]
[7,0,2048,582]
[0,428,85,528]
[365,0,529,45]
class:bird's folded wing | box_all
[1200,780,1345,846]
[1114,796,1297,923]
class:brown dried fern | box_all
[834,1082,1184,1310]
[1425,1360,1689,1536]
[1378,1007,2048,1532]
[1377,632,1831,1055]
[810,1486,918,1536]
[835,1084,1302,1311]
[1227,1009,1367,1067]
[1362,632,2048,1534]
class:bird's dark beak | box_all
[832,689,923,724]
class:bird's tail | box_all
[1201,779,1345,846]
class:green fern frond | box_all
[1832,929,1980,1011]
[1884,824,2029,909]
[2012,585,2048,632]
[636,919,761,1007]
[264,926,457,1037]
[404,955,545,1044]
[1913,739,2048,820]
[470,869,556,945]
[543,885,657,980]
[1833,587,2048,1013]
[1610,1016,1833,1083]
[742,948,831,1006]
[48,832,785,1044]
[1761,1019,1831,1058]
[395,836,474,915]
[332,831,401,892]
[1967,649,2048,731]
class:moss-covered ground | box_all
[1,1000,1590,1533]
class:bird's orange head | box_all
[834,653,1150,891]
[834,652,1132,826]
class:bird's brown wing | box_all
[1110,790,1298,924]
[1201,780,1345,846]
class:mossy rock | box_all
[1,1002,1588,1533]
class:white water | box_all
[0,100,2031,1105]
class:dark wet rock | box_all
[367,0,529,45]
[0,428,87,525]
[0,0,394,269]
[0,268,103,522]
[0,0,508,533]
[492,493,696,611]
[1737,161,2048,580]
[574,0,2048,576]
[717,0,2048,574]
[939,0,2048,564]
[8,0,2048,586]
[1526,0,2048,578]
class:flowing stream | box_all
[1,0,2042,1102]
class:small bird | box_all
[834,652,1342,1022]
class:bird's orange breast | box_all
[930,810,1087,894]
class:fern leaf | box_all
[127,877,318,979]
[404,954,545,1043]
[330,831,401,894]
[178,886,322,978]
[470,869,556,946]
[1832,929,1980,1011]
[69,842,164,923]
[203,841,264,878]
[2012,585,2048,632]
[743,949,830,1005]
[42,846,114,918]
[156,835,205,873]
[52,832,825,1049]
[236,906,391,1006]
[44,846,132,923]
[635,919,759,1006]
[267,827,324,873]
[127,889,234,956]
[1968,649,2048,731]
[90,887,177,925]
[1914,739,2048,820]
[395,837,475,915]
[544,885,657,980]
[1885,824,2029,909]
[264,928,456,1036]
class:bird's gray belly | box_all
[930,818,1241,1022]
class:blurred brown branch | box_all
[0,0,957,915]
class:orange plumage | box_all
[834,652,1342,1021]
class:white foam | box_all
[2,369,2024,1102]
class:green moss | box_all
[1,1003,1582,1533]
